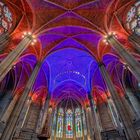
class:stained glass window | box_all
[66,109,73,138]
[56,108,64,138]
[0,2,12,35]
[75,108,83,137]
[126,1,140,35]
[54,107,86,138]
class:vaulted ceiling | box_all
[1,0,138,107]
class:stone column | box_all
[0,93,19,123]
[0,93,20,137]
[88,94,102,140]
[47,107,54,140]
[38,105,53,139]
[108,35,140,82]
[128,34,140,53]
[0,35,33,82]
[82,108,88,140]
[16,97,33,130]
[93,103,103,132]
[125,89,140,138]
[39,97,50,134]
[0,61,41,140]
[99,62,139,140]
[125,88,140,119]
[36,96,50,134]
[107,98,123,129]
[85,107,92,140]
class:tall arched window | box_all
[126,1,140,35]
[66,109,73,138]
[56,108,64,138]
[0,1,13,35]
[75,108,83,138]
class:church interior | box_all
[0,0,140,140]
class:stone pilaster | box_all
[38,104,53,140]
[36,96,50,134]
[51,109,57,140]
[108,36,140,82]
[88,94,102,140]
[85,107,92,140]
[82,108,88,140]
[81,109,87,140]
[39,97,50,135]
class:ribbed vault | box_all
[0,0,139,107]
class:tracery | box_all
[0,1,12,35]
[0,0,140,140]
[127,1,140,35]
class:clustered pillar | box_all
[37,96,50,134]
[38,102,53,139]
[0,33,36,82]
[0,61,41,140]
[107,35,140,82]
[99,62,139,140]
[88,94,102,140]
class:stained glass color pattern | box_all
[66,109,73,138]
[56,108,64,138]
[0,1,12,35]
[127,1,140,35]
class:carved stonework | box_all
[101,129,126,140]
[133,119,140,137]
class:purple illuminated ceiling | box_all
[1,0,137,105]
[46,48,95,93]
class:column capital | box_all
[46,94,51,100]
[98,62,105,67]
[36,61,42,66]
[88,93,93,100]
[107,34,114,40]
